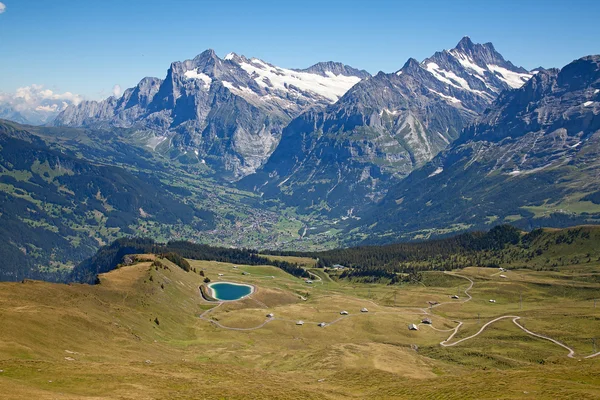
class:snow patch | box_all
[450,50,486,75]
[508,170,521,176]
[224,52,235,60]
[222,81,262,99]
[428,88,462,104]
[437,131,450,145]
[194,149,199,156]
[380,108,399,116]
[184,70,212,87]
[583,101,594,107]
[238,58,361,102]
[487,65,531,89]
[425,62,472,91]
[569,141,582,149]
[428,167,443,177]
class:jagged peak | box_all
[401,58,421,73]
[138,76,163,85]
[224,52,237,61]
[298,61,371,79]
[455,36,475,51]
[193,49,218,60]
[453,37,497,57]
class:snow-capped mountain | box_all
[241,37,534,215]
[420,36,532,99]
[357,55,600,242]
[53,50,369,179]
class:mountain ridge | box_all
[353,54,600,243]
[241,37,534,216]
[53,51,369,179]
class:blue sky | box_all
[1,0,599,100]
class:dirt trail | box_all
[197,268,600,359]
[436,273,600,359]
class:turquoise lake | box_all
[209,282,252,301]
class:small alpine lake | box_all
[208,282,253,301]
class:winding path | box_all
[436,273,600,359]
[199,268,600,359]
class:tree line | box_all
[69,237,309,284]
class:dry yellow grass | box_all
[0,257,599,399]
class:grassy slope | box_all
[1,249,599,399]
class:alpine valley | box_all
[2,37,600,279]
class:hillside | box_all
[354,55,600,243]
[0,123,213,281]
[0,242,599,398]
[241,37,533,216]
[0,119,335,280]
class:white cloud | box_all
[0,3,6,14]
[112,84,122,97]
[35,104,59,113]
[9,84,83,108]
[0,84,84,124]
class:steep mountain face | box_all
[53,51,368,179]
[356,55,600,243]
[241,37,533,216]
[0,120,219,281]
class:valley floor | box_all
[0,256,599,399]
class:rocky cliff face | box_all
[53,51,369,179]
[356,55,600,243]
[241,37,533,216]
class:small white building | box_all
[332,264,345,270]
[408,324,419,331]
[242,272,249,275]
[218,273,224,276]
[489,299,496,303]
[422,318,432,324]
[306,280,313,284]
[266,313,274,318]
[500,274,507,278]
[296,320,304,325]
[233,266,238,269]
[318,322,326,327]
[340,310,349,315]
[451,295,460,299]
[360,308,369,313]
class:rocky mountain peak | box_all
[557,55,600,90]
[242,37,539,216]
[455,36,476,51]
[298,61,371,79]
[400,58,421,73]
[53,49,368,180]
[360,54,600,243]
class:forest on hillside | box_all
[69,238,309,284]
